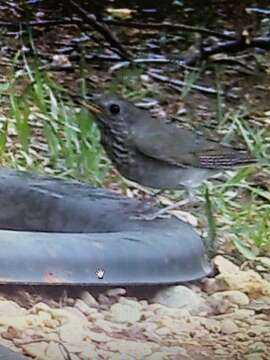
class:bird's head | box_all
[87,95,144,130]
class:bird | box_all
[86,95,256,219]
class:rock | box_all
[46,341,66,360]
[146,352,168,360]
[220,319,238,334]
[142,310,157,321]
[248,342,267,352]
[94,318,114,332]
[70,355,81,360]
[235,332,250,341]
[247,325,270,336]
[63,341,96,356]
[98,294,111,307]
[97,350,131,360]
[86,309,103,320]
[107,339,155,357]
[106,288,126,297]
[95,318,124,331]
[143,322,158,333]
[214,348,228,356]
[110,352,145,360]
[244,354,265,360]
[159,346,190,359]
[74,299,93,316]
[44,318,59,329]
[210,290,250,306]
[46,333,60,341]
[248,297,270,313]
[214,257,270,298]
[0,315,28,331]
[30,302,51,314]
[139,300,148,307]
[232,309,255,320]
[63,306,88,321]
[257,256,270,268]
[155,327,171,336]
[202,278,227,294]
[153,305,191,319]
[0,301,26,317]
[49,308,87,325]
[201,318,221,333]
[214,256,240,273]
[59,322,87,343]
[86,330,111,343]
[110,299,142,324]
[121,298,142,307]
[26,313,52,328]
[207,296,233,315]
[152,286,209,315]
[22,341,48,360]
[79,291,99,308]
[32,310,52,325]
[160,315,202,335]
[1,325,23,340]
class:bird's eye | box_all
[109,103,120,115]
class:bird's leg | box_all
[129,212,171,221]
[137,199,189,221]
[130,189,197,221]
[122,179,164,204]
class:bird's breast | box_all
[99,124,135,171]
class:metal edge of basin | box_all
[0,168,212,285]
[0,225,212,285]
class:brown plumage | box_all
[89,95,256,192]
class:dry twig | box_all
[68,0,131,60]
[104,20,235,40]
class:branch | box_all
[104,20,235,41]
[68,0,131,60]
[147,71,231,97]
[183,36,270,66]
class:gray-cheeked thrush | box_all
[88,95,256,218]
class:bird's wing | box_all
[132,119,255,169]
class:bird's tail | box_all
[199,152,257,169]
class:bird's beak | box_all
[74,96,103,113]
[83,101,103,114]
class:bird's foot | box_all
[147,199,191,219]
[129,198,191,221]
